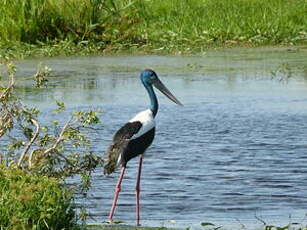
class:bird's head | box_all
[140,69,182,105]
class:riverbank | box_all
[87,224,177,230]
[87,222,307,230]
[1,40,306,61]
[1,0,306,60]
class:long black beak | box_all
[153,78,183,105]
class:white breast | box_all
[129,109,155,139]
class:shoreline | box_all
[1,0,306,61]
[1,41,306,61]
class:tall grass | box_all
[132,0,307,47]
[0,0,306,53]
[0,0,122,42]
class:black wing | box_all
[104,121,142,174]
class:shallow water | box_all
[11,47,307,228]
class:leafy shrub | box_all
[0,60,102,229]
[0,166,78,230]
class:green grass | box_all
[0,166,78,230]
[0,0,306,58]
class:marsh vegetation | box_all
[0,61,103,229]
[0,0,306,58]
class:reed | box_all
[133,0,307,45]
[0,0,306,56]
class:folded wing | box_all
[104,121,142,174]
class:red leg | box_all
[109,166,126,221]
[136,155,143,226]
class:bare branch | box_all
[255,214,267,225]
[0,74,15,101]
[8,160,16,168]
[42,117,81,168]
[43,117,73,156]
[28,149,40,168]
[17,119,40,167]
[29,117,79,169]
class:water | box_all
[10,47,307,228]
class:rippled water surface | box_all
[13,47,307,228]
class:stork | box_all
[104,69,182,226]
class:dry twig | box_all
[0,74,15,101]
[17,119,40,167]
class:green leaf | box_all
[23,127,33,139]
[51,120,59,126]
[265,225,275,230]
[41,126,48,132]
[8,141,23,150]
[276,225,289,230]
[53,101,65,113]
[108,220,124,224]
[201,222,215,226]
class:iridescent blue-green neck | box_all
[144,83,158,117]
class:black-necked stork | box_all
[104,69,182,226]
